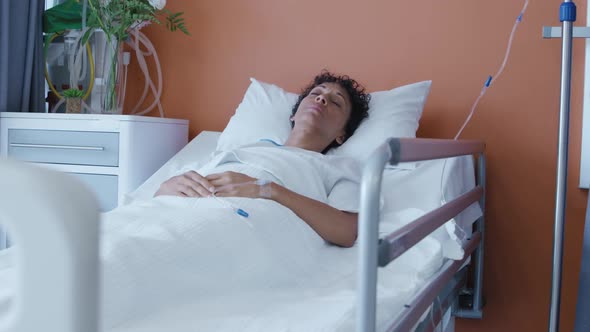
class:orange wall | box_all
[127,1,589,331]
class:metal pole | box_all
[550,2,576,331]
[473,153,486,312]
[357,141,392,332]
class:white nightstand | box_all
[0,112,189,248]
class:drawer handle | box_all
[9,143,105,151]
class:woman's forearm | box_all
[270,183,358,247]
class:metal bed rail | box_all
[378,187,483,267]
[357,138,486,332]
[386,233,481,332]
[414,267,468,332]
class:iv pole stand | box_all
[544,1,590,329]
[542,1,581,331]
[550,0,574,329]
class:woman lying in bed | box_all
[155,71,370,247]
[0,72,372,329]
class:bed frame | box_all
[0,137,485,332]
[357,137,485,331]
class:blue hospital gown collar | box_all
[259,138,283,146]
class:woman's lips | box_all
[307,105,322,113]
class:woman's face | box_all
[292,82,352,145]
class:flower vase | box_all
[65,97,82,113]
[93,35,125,114]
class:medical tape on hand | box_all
[255,179,272,198]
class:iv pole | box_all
[543,1,576,331]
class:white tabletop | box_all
[0,112,189,125]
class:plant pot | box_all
[65,97,82,113]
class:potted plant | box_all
[62,88,85,113]
[83,0,189,114]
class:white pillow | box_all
[216,78,432,169]
[327,81,431,168]
[216,78,298,152]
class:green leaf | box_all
[179,25,190,36]
[169,12,182,20]
[85,0,189,38]
[81,28,94,45]
[62,88,85,98]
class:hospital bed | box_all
[0,131,485,332]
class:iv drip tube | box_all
[454,0,529,140]
[439,0,529,206]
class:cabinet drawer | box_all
[69,173,118,212]
[8,129,119,166]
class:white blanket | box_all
[102,194,353,328]
[0,198,443,331]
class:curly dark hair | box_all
[291,71,370,153]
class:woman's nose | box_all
[315,94,327,105]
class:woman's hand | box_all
[154,171,215,197]
[206,171,267,199]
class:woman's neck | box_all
[284,129,329,153]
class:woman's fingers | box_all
[206,172,261,198]
[156,171,260,198]
[205,172,233,187]
[185,171,215,193]
[207,172,254,187]
[177,183,199,197]
[212,189,238,197]
[155,171,214,197]
[207,177,229,188]
[193,183,214,197]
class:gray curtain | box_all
[0,0,44,249]
[0,0,45,113]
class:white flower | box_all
[148,0,166,10]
